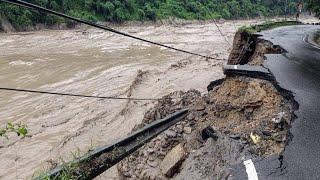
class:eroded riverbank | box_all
[0,20,243,179]
[116,29,298,179]
[1,17,317,179]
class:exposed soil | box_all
[117,31,298,179]
[228,31,285,66]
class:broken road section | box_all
[118,29,298,179]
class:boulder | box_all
[160,143,187,177]
[183,127,192,134]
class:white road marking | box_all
[244,159,259,180]
[303,33,320,50]
[234,65,238,69]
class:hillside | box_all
[0,0,303,31]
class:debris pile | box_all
[203,76,294,156]
[118,76,295,179]
[117,31,297,179]
[118,90,201,179]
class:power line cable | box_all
[0,0,225,61]
[201,5,231,46]
[212,19,231,46]
[0,87,159,101]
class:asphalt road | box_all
[231,25,320,180]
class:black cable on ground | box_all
[0,0,225,61]
[0,87,159,101]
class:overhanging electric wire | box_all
[0,0,225,61]
[0,87,159,101]
[202,5,231,46]
[212,19,231,46]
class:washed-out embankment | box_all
[115,29,299,179]
[0,17,309,178]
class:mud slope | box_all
[117,30,298,179]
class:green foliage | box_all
[33,148,88,180]
[0,122,28,139]
[239,25,258,34]
[239,20,302,34]
[306,0,320,18]
[255,20,302,31]
[0,0,304,30]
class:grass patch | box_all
[239,20,302,34]
[33,149,88,180]
[33,146,125,179]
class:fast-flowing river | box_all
[0,20,261,179]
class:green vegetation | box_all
[306,0,320,18]
[239,25,258,34]
[33,148,84,180]
[239,20,302,34]
[35,162,80,180]
[0,0,304,31]
[0,122,28,139]
[34,146,124,179]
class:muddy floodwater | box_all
[0,20,269,179]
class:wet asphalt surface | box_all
[231,25,320,179]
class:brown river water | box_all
[0,19,274,179]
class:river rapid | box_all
[0,19,266,179]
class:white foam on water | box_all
[9,60,34,66]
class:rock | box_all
[243,81,266,107]
[186,112,195,120]
[250,133,261,144]
[184,127,192,134]
[201,126,218,141]
[262,131,272,137]
[229,134,241,140]
[147,159,158,167]
[156,110,162,120]
[164,130,177,138]
[271,112,286,124]
[160,143,187,177]
[176,125,183,133]
[244,107,254,119]
[146,148,155,153]
[193,99,206,111]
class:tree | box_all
[0,0,306,30]
[306,0,320,18]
